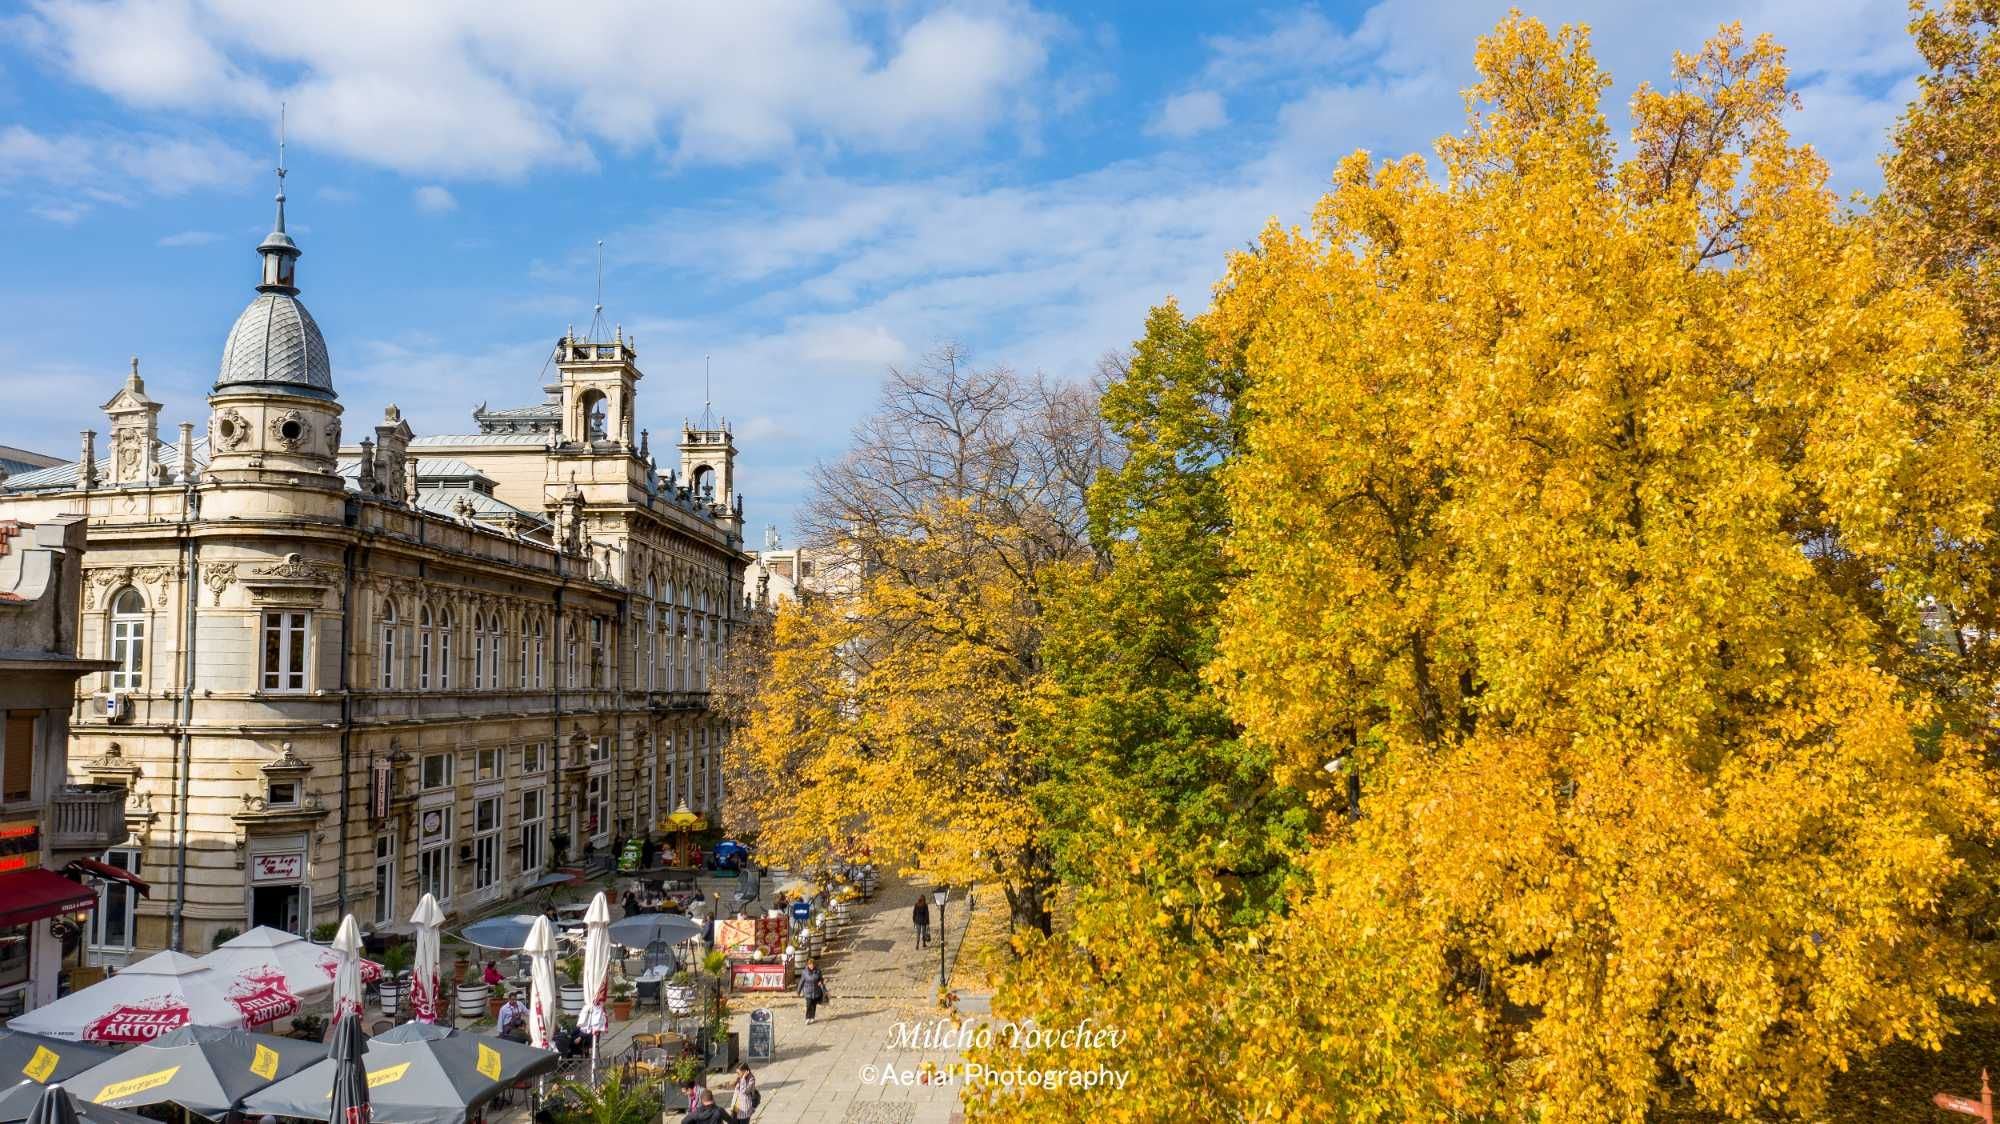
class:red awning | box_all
[66,858,150,897]
[0,868,97,927]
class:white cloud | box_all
[157,230,222,247]
[20,0,1066,179]
[0,123,257,221]
[412,185,457,214]
[1149,90,1227,139]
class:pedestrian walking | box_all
[912,894,931,949]
[798,959,828,1024]
[729,1063,759,1121]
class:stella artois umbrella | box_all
[10,952,281,1043]
[521,916,559,1052]
[199,926,382,1006]
[331,915,366,1025]
[0,1030,114,1086]
[65,1025,324,1120]
[2,1082,151,1124]
[408,894,445,1025]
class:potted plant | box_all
[558,955,585,1018]
[487,979,509,1019]
[609,977,634,1021]
[549,1067,661,1124]
[665,1054,703,1092]
[211,927,241,951]
[290,1013,327,1041]
[378,944,413,1016]
[664,970,697,1015]
[309,922,338,946]
[455,976,490,1021]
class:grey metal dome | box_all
[215,291,335,399]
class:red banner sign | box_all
[730,963,789,991]
[85,1003,190,1043]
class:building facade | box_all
[0,514,127,1012]
[0,173,750,959]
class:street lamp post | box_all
[932,887,949,992]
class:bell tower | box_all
[555,326,641,451]
[679,412,738,532]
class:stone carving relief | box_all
[213,408,249,450]
[269,409,310,451]
[203,562,237,605]
[324,419,341,452]
[83,564,174,610]
[246,553,340,584]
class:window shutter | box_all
[3,712,36,803]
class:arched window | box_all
[564,622,580,688]
[437,608,454,690]
[379,602,398,689]
[646,598,658,692]
[692,464,715,501]
[109,588,145,690]
[472,612,487,690]
[418,605,434,690]
[533,617,547,688]
[488,613,504,688]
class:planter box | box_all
[559,985,584,1018]
[455,983,490,1019]
[378,982,402,1018]
[664,983,697,1015]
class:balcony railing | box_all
[48,784,126,852]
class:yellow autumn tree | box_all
[1201,14,2000,1122]
[726,347,1107,934]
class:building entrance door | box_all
[250,885,304,935]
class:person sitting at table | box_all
[623,889,645,918]
[495,994,528,1040]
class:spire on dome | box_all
[256,102,300,295]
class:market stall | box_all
[717,917,791,992]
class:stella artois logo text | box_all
[85,1002,190,1043]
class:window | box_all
[473,796,501,898]
[533,618,547,688]
[591,618,606,687]
[476,747,502,782]
[646,600,657,691]
[589,736,612,764]
[521,788,545,874]
[261,611,308,692]
[109,588,145,690]
[266,781,298,807]
[472,615,486,690]
[564,624,579,688]
[418,805,451,902]
[372,835,396,926]
[1,712,33,804]
[379,602,398,689]
[437,609,453,690]
[420,752,453,790]
[487,614,503,688]
[585,773,609,842]
[418,606,433,690]
[88,848,140,951]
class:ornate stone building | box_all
[0,170,749,959]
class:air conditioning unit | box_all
[101,693,133,724]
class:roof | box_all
[413,486,548,526]
[409,433,549,447]
[215,291,335,400]
[1,437,211,494]
[0,445,61,478]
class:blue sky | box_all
[0,0,1929,541]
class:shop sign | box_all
[251,853,304,883]
[370,759,393,819]
[747,1008,774,1061]
[731,963,788,991]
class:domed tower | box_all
[204,138,342,491]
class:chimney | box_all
[178,422,196,482]
[79,430,98,490]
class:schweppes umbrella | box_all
[240,1022,558,1124]
[64,1025,325,1121]
[0,1081,151,1124]
[0,1030,113,1087]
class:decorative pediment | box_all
[82,741,141,783]
[260,742,312,778]
[240,554,340,606]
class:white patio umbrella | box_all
[576,892,611,1078]
[198,926,381,1007]
[330,915,365,1025]
[9,952,264,1043]
[409,893,445,1025]
[521,916,559,1052]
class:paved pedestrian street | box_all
[489,866,987,1124]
